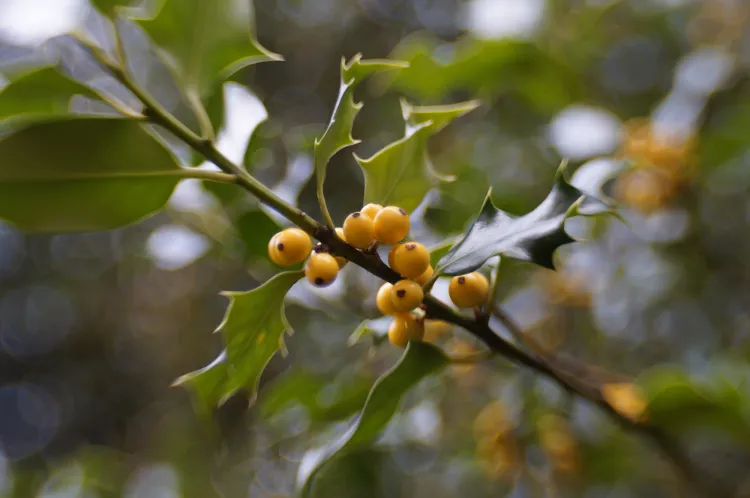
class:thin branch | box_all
[178,169,237,184]
[448,350,494,364]
[81,34,709,496]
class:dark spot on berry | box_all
[405,243,416,250]
[398,208,407,215]
[315,277,325,286]
[277,242,284,251]
[396,289,406,298]
[352,212,361,218]
[458,276,466,284]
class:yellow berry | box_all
[415,265,434,286]
[391,242,430,279]
[376,282,397,315]
[387,244,399,268]
[333,227,348,268]
[373,206,410,244]
[268,234,282,264]
[343,212,375,249]
[449,272,490,308]
[269,228,312,266]
[390,279,424,312]
[360,203,383,220]
[388,315,424,348]
[305,252,339,287]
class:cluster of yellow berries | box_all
[473,401,519,479]
[616,118,695,213]
[537,414,578,473]
[268,202,493,348]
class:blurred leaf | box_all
[346,320,372,346]
[428,237,458,268]
[436,165,587,275]
[298,341,448,494]
[699,98,750,171]
[642,368,750,442]
[424,167,490,235]
[260,369,371,423]
[133,0,281,95]
[383,35,580,114]
[358,99,479,212]
[90,0,133,17]
[314,55,406,202]
[0,66,100,120]
[579,431,640,484]
[601,382,647,423]
[236,209,281,263]
[304,449,395,498]
[0,117,181,232]
[174,271,303,410]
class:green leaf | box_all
[133,0,281,96]
[0,117,182,233]
[90,0,133,17]
[297,341,448,494]
[236,209,281,263]
[436,165,586,275]
[383,35,581,115]
[314,55,406,202]
[260,369,371,423]
[173,271,303,410]
[641,367,750,442]
[357,99,479,212]
[171,350,230,413]
[428,237,459,268]
[0,66,100,120]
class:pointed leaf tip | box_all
[436,173,601,275]
[315,55,409,191]
[175,271,302,412]
[361,99,478,211]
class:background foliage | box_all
[1,0,750,496]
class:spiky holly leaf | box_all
[297,341,448,495]
[314,55,406,203]
[173,271,303,411]
[0,66,100,121]
[437,165,590,275]
[133,0,281,97]
[357,99,479,212]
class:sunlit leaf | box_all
[358,99,479,212]
[297,341,448,494]
[436,164,590,275]
[0,118,181,232]
[173,271,303,410]
[133,0,281,96]
[314,55,406,202]
[0,66,100,120]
